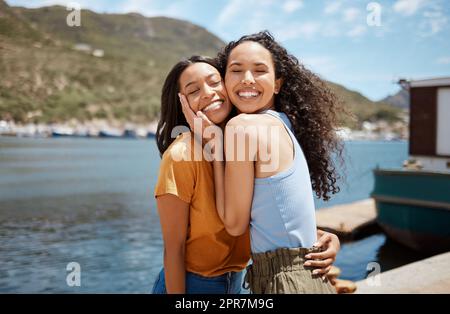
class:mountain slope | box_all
[1,1,224,123]
[382,88,409,109]
[0,1,402,128]
[12,5,224,62]
[328,82,402,129]
[0,0,42,41]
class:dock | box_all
[316,198,378,240]
[355,251,450,293]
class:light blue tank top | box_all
[250,109,317,253]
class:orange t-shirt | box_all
[154,132,250,277]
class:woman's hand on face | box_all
[304,231,340,279]
[178,93,214,133]
[179,93,196,132]
[179,93,221,155]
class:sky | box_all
[5,0,450,101]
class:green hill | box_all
[382,88,409,109]
[1,1,224,123]
[328,82,403,129]
[0,0,42,41]
[0,0,401,128]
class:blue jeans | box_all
[152,268,243,294]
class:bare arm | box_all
[156,194,189,293]
[212,159,226,221]
[178,95,253,236]
[213,117,256,236]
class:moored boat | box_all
[371,77,450,254]
[98,129,124,138]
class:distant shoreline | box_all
[0,119,408,141]
[0,133,408,142]
[0,120,158,140]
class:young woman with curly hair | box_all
[180,31,345,293]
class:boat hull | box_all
[372,169,450,253]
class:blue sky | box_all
[6,0,450,101]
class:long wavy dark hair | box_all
[156,56,219,156]
[216,31,347,201]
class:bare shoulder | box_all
[227,113,276,127]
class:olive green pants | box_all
[243,247,337,294]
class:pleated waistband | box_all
[249,247,322,276]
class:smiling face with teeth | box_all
[179,63,232,125]
[225,41,282,114]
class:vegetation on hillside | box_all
[0,0,403,128]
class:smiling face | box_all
[179,62,231,125]
[225,41,282,114]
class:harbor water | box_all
[0,136,431,292]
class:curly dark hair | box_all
[216,31,348,201]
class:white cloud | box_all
[217,0,309,40]
[217,0,241,25]
[297,22,320,38]
[6,0,101,10]
[393,0,428,16]
[302,56,335,69]
[347,25,366,37]
[275,21,320,41]
[419,8,448,36]
[436,57,450,65]
[300,56,338,78]
[321,21,342,37]
[117,0,184,18]
[324,1,342,15]
[282,0,303,14]
[343,7,360,23]
[8,0,183,17]
[218,0,275,27]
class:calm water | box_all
[0,136,428,292]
